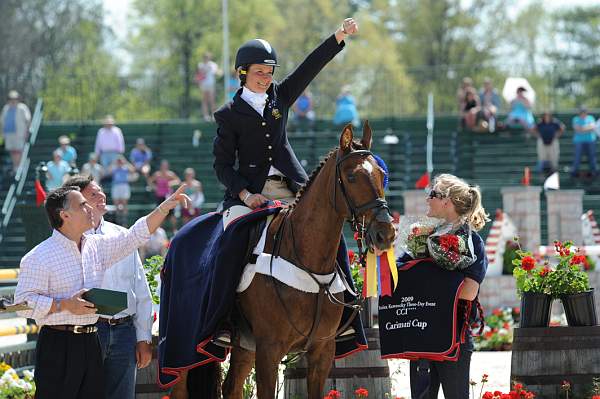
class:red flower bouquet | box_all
[427,224,477,270]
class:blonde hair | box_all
[433,173,490,231]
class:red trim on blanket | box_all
[158,335,367,388]
[157,357,219,389]
[334,342,368,360]
[157,335,230,389]
[195,335,231,360]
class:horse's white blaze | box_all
[362,160,373,174]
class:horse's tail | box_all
[186,362,222,398]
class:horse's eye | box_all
[347,174,356,183]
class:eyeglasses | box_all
[427,189,445,200]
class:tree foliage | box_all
[2,0,599,121]
[0,0,112,108]
[548,5,600,108]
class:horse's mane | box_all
[290,140,366,209]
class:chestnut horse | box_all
[173,122,396,399]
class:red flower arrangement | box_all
[324,390,341,399]
[354,387,369,398]
[439,234,460,253]
[520,256,536,271]
[474,377,536,399]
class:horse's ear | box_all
[361,120,372,150]
[339,124,354,152]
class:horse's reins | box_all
[268,148,392,353]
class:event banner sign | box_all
[378,260,465,360]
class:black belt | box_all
[97,315,133,326]
[266,175,286,182]
[45,324,98,334]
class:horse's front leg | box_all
[254,340,287,399]
[223,347,255,399]
[306,340,336,399]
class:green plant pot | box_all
[560,288,598,327]
[520,292,552,328]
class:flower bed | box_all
[0,362,35,399]
[474,307,519,351]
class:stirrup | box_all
[211,330,233,348]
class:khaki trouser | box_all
[537,138,560,170]
[261,179,296,204]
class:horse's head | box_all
[335,121,396,252]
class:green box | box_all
[82,288,127,317]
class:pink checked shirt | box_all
[15,217,150,327]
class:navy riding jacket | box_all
[213,34,345,210]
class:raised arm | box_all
[277,18,358,106]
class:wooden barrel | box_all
[283,328,391,398]
[511,326,600,397]
[135,337,170,399]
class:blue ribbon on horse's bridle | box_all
[334,149,393,254]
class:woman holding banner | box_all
[391,174,490,399]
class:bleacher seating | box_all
[1,113,599,268]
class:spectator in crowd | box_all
[293,89,315,130]
[147,160,180,232]
[456,77,475,113]
[532,112,565,174]
[571,107,597,178]
[14,184,190,398]
[63,175,153,399]
[81,152,104,183]
[461,89,481,130]
[108,156,136,226]
[129,138,153,179]
[180,167,204,225]
[56,135,77,167]
[479,78,501,132]
[0,90,31,173]
[226,69,239,100]
[196,52,220,121]
[46,150,72,191]
[506,87,534,131]
[140,226,169,261]
[333,85,360,127]
[95,115,125,169]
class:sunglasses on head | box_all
[427,188,445,199]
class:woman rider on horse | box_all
[213,18,359,211]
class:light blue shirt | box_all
[57,146,77,164]
[46,160,71,191]
[572,115,597,143]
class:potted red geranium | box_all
[545,241,597,327]
[512,239,553,327]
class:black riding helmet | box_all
[235,39,280,70]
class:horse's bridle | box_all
[333,149,393,262]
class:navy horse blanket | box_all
[157,203,367,387]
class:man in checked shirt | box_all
[15,183,191,399]
[64,174,153,399]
